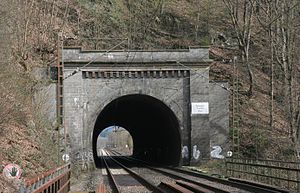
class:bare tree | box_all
[250,0,277,130]
[271,1,299,157]
[223,0,254,96]
[254,0,300,157]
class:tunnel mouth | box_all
[93,94,181,166]
[96,126,133,156]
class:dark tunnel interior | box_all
[92,94,181,166]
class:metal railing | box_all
[20,164,70,193]
[226,158,300,192]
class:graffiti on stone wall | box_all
[210,146,224,159]
[75,151,93,162]
[181,146,189,159]
[192,145,201,160]
[182,145,201,160]
[74,97,80,108]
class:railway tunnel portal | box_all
[93,94,181,166]
[58,47,229,166]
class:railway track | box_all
[102,149,290,193]
[100,149,165,193]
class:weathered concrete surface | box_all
[37,84,57,126]
[64,68,192,165]
[190,69,210,164]
[32,67,57,127]
[60,48,229,166]
[63,47,211,64]
[209,82,230,159]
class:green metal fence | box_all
[226,158,300,192]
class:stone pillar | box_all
[182,71,191,165]
[190,69,210,165]
[209,82,229,159]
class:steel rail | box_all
[109,150,286,193]
[159,181,194,193]
[165,166,287,193]
[108,150,230,193]
[102,150,166,193]
[101,153,121,193]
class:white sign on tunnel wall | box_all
[191,102,209,114]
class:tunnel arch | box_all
[92,94,181,166]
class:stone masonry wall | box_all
[60,48,228,165]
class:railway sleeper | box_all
[176,180,219,193]
[159,181,194,193]
[95,183,107,193]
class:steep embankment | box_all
[0,0,71,192]
[210,47,292,159]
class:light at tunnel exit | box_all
[97,126,133,156]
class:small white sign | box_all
[62,154,70,162]
[227,151,233,157]
[191,102,209,114]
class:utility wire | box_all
[64,39,128,80]
[94,59,231,104]
[176,61,231,92]
[160,62,222,103]
[62,40,232,100]
[96,58,230,98]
